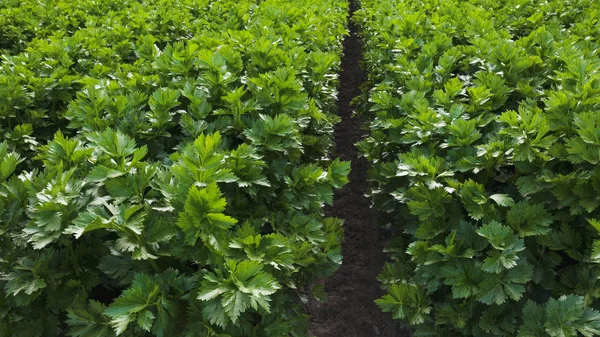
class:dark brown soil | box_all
[307,2,410,337]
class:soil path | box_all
[308,2,409,337]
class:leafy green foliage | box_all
[356,0,600,335]
[375,283,431,325]
[0,0,350,336]
[67,300,115,337]
[177,182,238,249]
[198,260,280,327]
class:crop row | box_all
[0,0,349,336]
[355,0,600,335]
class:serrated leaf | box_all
[87,166,125,183]
[105,274,159,334]
[490,194,515,207]
[198,260,280,325]
[375,283,431,325]
[67,301,115,337]
[507,201,553,237]
[177,182,237,249]
[136,310,155,332]
[64,209,113,239]
[518,300,546,337]
[478,264,532,305]
[545,295,590,337]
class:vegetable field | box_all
[1,0,350,336]
[356,0,600,335]
[1,0,600,336]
